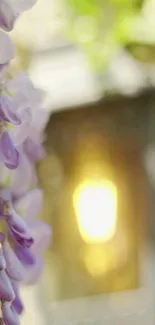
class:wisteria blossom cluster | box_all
[0,1,51,324]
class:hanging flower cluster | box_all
[0,1,51,324]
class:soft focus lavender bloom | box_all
[0,30,14,65]
[0,1,51,322]
[0,72,47,169]
[0,71,49,170]
[15,247,35,267]
[0,270,15,302]
[0,188,34,248]
[23,257,43,285]
[0,239,24,321]
[23,137,45,163]
[0,161,13,187]
[22,222,51,285]
[0,129,20,169]
[3,241,24,281]
[30,221,51,256]
[23,106,49,163]
[0,0,37,31]
[0,93,21,125]
[0,90,49,190]
[10,148,38,198]
[0,148,38,197]
[0,83,24,169]
[14,188,43,222]
[14,189,51,284]
[1,74,33,147]
[0,190,35,323]
[6,210,34,248]
[0,235,24,318]
[11,282,23,315]
[0,94,20,169]
[2,302,19,325]
[0,243,6,270]
[0,236,15,303]
[3,73,47,147]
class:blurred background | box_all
[11,0,155,324]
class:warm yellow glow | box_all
[73,179,117,243]
[82,246,113,276]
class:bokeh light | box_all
[73,179,117,244]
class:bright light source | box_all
[73,179,117,244]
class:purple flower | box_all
[1,75,32,147]
[0,73,46,166]
[0,237,16,304]
[0,162,12,187]
[3,241,24,281]
[0,189,34,248]
[23,137,45,163]
[0,0,37,31]
[2,302,19,325]
[0,72,49,170]
[3,73,46,147]
[0,270,15,302]
[15,220,51,274]
[22,222,51,284]
[22,106,49,163]
[30,221,51,255]
[0,30,14,65]
[6,210,34,248]
[14,189,51,283]
[11,149,38,198]
[23,256,43,285]
[0,0,52,324]
[0,193,35,323]
[0,93,21,125]
[14,188,43,222]
[0,90,25,169]
[0,129,20,169]
[0,149,38,197]
[11,282,23,315]
[0,237,23,310]
[15,247,35,267]
[0,238,7,270]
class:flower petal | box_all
[14,189,43,222]
[0,63,8,75]
[6,72,42,106]
[23,257,43,285]
[0,242,6,270]
[2,303,19,325]
[31,221,51,255]
[2,198,34,249]
[0,0,15,31]
[23,138,45,163]
[0,162,11,186]
[11,150,37,197]
[15,247,35,266]
[0,131,19,169]
[0,94,21,125]
[9,107,32,146]
[0,0,37,31]
[12,296,23,315]
[0,270,15,302]
[3,241,24,281]
[6,209,34,248]
[0,30,14,64]
[11,282,23,315]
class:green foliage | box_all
[60,0,155,70]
